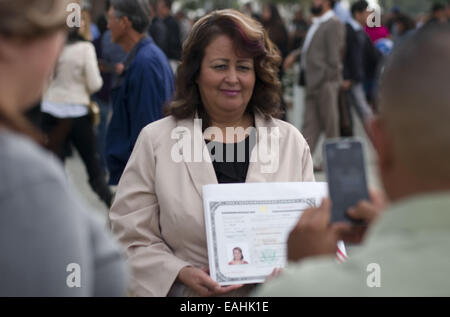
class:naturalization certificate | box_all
[202,182,347,286]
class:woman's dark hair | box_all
[165,9,283,124]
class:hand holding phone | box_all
[324,138,370,224]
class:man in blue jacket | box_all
[106,0,174,185]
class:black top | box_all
[205,131,256,184]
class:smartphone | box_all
[323,138,369,223]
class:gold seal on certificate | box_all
[202,182,347,286]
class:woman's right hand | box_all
[178,266,243,297]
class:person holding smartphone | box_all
[254,25,450,296]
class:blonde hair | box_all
[0,0,71,38]
[0,0,72,143]
[80,9,93,42]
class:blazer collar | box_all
[175,110,281,198]
[176,114,217,198]
[246,110,281,183]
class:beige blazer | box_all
[109,112,315,297]
[305,17,345,93]
[44,41,103,105]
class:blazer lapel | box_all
[176,117,218,198]
[246,112,282,183]
[176,111,283,196]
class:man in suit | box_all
[301,0,345,161]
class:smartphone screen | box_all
[324,139,369,223]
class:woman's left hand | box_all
[178,266,244,296]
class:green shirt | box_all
[253,193,450,296]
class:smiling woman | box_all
[166,9,283,125]
[109,9,315,297]
[196,34,256,132]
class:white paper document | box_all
[203,182,346,286]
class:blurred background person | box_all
[156,0,182,72]
[333,0,352,23]
[80,8,95,42]
[0,0,127,296]
[261,3,289,64]
[176,10,192,44]
[93,0,128,174]
[287,8,309,52]
[149,0,169,54]
[261,3,289,119]
[447,1,450,22]
[109,9,314,297]
[365,23,390,44]
[300,0,345,170]
[105,0,174,185]
[341,0,379,139]
[425,2,448,26]
[393,13,417,46]
[41,20,113,207]
[242,2,261,22]
[386,5,402,39]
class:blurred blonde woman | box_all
[80,8,93,41]
[0,0,127,296]
[41,22,113,207]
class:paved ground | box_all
[65,155,110,225]
[311,111,381,190]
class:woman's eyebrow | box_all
[209,58,253,63]
[210,58,229,63]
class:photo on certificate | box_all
[202,182,346,286]
[227,245,250,266]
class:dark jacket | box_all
[149,17,169,54]
[106,37,174,185]
[94,30,127,103]
[162,15,182,60]
[343,23,365,82]
[344,23,381,83]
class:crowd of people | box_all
[26,0,450,183]
[1,0,450,297]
